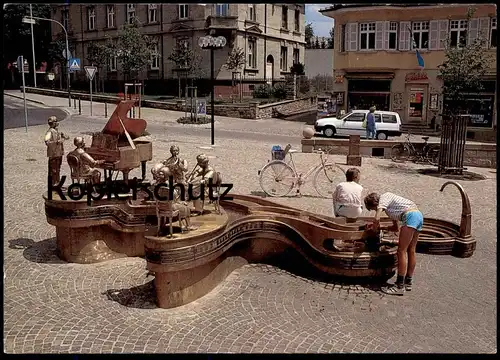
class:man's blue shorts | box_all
[401,210,424,232]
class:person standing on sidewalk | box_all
[366,107,376,140]
[44,116,69,186]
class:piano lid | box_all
[102,100,148,139]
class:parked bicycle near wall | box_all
[258,144,345,198]
[390,133,440,165]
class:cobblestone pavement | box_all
[3,96,497,353]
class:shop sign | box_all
[405,72,428,82]
[429,94,439,110]
[335,75,344,83]
[332,92,344,105]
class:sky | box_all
[305,4,334,37]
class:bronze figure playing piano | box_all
[85,100,153,184]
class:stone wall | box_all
[256,97,317,119]
[23,87,316,121]
[302,138,496,169]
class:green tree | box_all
[168,45,203,98]
[224,47,246,102]
[439,8,494,114]
[3,4,52,82]
[305,23,314,49]
[321,39,327,49]
[115,22,156,80]
[314,37,320,49]
[87,41,113,93]
[438,7,494,174]
[328,27,335,49]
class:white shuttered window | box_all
[399,21,410,50]
[359,22,376,50]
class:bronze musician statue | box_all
[67,137,106,184]
[44,116,69,186]
[187,154,215,214]
[162,145,189,185]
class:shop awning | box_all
[344,71,395,80]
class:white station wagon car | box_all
[314,110,402,140]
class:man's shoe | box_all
[405,282,412,292]
[381,284,405,296]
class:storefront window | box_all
[443,94,494,128]
[409,89,424,118]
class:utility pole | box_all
[30,4,37,87]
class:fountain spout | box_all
[440,181,472,238]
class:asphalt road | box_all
[3,96,68,130]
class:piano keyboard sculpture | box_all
[85,100,153,182]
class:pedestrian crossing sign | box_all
[69,58,81,71]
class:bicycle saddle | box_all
[422,136,430,141]
[288,149,298,153]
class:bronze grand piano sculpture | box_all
[85,100,153,183]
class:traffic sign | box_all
[84,66,97,81]
[69,58,81,71]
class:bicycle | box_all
[390,133,440,165]
[258,144,346,198]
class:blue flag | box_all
[416,50,425,69]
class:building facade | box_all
[320,3,497,141]
[51,4,305,87]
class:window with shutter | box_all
[479,17,491,48]
[349,22,358,51]
[429,20,439,50]
[383,21,390,50]
[343,24,349,51]
[490,17,497,48]
[341,24,347,52]
[399,21,410,50]
[467,18,479,45]
[375,22,384,50]
[438,20,448,50]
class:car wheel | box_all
[377,132,388,140]
[323,126,336,138]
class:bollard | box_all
[104,101,108,118]
[78,98,81,115]
[73,98,76,109]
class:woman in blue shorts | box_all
[364,192,424,296]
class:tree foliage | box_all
[3,4,52,66]
[328,27,335,49]
[224,47,246,72]
[47,32,77,64]
[438,7,494,114]
[115,22,156,78]
[167,45,205,79]
[305,23,314,49]
[290,62,305,76]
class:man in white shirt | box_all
[332,168,363,222]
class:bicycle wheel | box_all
[313,163,346,198]
[425,145,440,166]
[390,144,410,163]
[259,161,296,197]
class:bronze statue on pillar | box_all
[44,116,69,186]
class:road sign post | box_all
[17,55,29,132]
[84,66,97,116]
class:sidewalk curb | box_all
[4,92,47,106]
[4,92,73,122]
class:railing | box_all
[438,114,469,175]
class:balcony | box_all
[206,15,238,31]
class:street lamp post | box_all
[29,4,37,87]
[198,35,226,146]
[23,16,71,106]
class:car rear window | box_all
[383,114,398,123]
[375,114,381,123]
